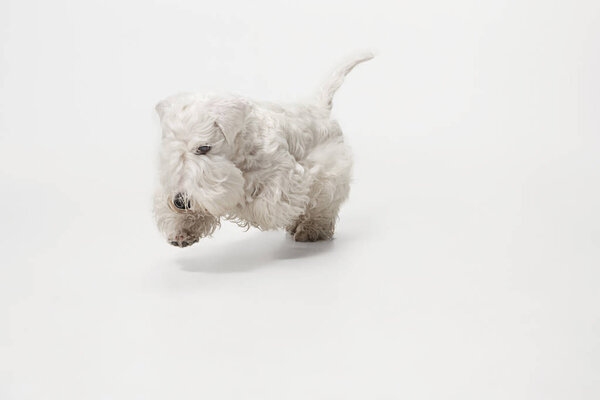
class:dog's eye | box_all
[195,145,211,155]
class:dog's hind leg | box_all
[287,139,352,242]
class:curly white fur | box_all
[154,53,373,247]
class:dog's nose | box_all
[172,193,190,210]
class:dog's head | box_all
[153,93,250,246]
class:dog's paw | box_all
[293,228,320,242]
[168,234,199,248]
[292,222,333,242]
[286,221,300,235]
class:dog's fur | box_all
[154,53,373,247]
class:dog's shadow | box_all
[176,231,335,273]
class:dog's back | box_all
[250,101,342,162]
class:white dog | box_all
[154,53,373,247]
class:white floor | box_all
[1,1,600,399]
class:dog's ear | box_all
[155,93,193,121]
[155,99,172,120]
[209,98,249,144]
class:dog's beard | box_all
[154,155,245,241]
[184,167,245,217]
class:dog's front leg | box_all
[240,157,312,230]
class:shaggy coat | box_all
[154,54,373,246]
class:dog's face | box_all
[153,93,249,246]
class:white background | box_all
[1,0,599,399]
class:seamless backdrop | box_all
[1,1,600,399]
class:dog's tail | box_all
[317,51,374,110]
